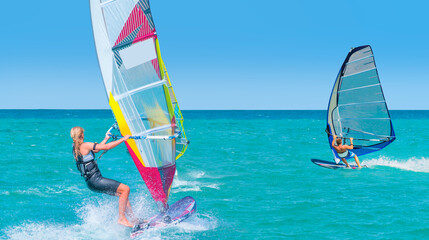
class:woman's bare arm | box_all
[80,142,96,155]
[93,133,111,153]
[94,135,131,151]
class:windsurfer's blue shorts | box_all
[338,150,356,159]
[86,172,121,196]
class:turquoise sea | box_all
[1,110,429,239]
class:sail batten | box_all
[114,80,166,100]
[335,117,391,120]
[346,55,374,65]
[338,83,381,92]
[101,0,117,6]
[133,124,175,136]
[343,67,377,78]
[337,100,386,107]
[327,45,395,158]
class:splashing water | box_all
[5,195,216,240]
[363,156,429,173]
[5,199,130,240]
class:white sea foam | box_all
[363,156,429,173]
[6,198,130,240]
[15,188,45,197]
[137,212,217,239]
[189,170,206,179]
[172,171,221,194]
[5,195,216,240]
[11,185,84,197]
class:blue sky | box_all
[0,0,428,110]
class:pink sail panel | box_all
[125,142,175,205]
[151,58,161,79]
[114,3,154,47]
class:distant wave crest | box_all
[363,156,429,173]
[172,170,221,194]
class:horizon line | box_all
[1,109,429,111]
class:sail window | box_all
[119,39,157,69]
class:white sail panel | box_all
[119,39,157,69]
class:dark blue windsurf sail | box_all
[327,45,395,159]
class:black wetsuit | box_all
[74,143,121,196]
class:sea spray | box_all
[363,156,429,173]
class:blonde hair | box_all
[70,126,84,160]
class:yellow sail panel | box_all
[109,93,145,167]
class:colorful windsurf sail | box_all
[90,0,189,211]
[326,45,395,159]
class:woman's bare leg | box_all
[116,183,133,227]
[125,200,138,223]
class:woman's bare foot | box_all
[118,217,133,227]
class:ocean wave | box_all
[14,188,45,197]
[10,185,84,197]
[0,191,10,196]
[363,156,429,173]
[172,176,221,194]
[171,186,202,193]
[188,170,206,179]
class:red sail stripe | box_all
[114,5,145,46]
[134,14,153,41]
[125,142,166,203]
[152,58,161,79]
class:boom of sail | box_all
[90,0,189,211]
[326,45,395,158]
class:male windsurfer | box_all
[331,135,362,168]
